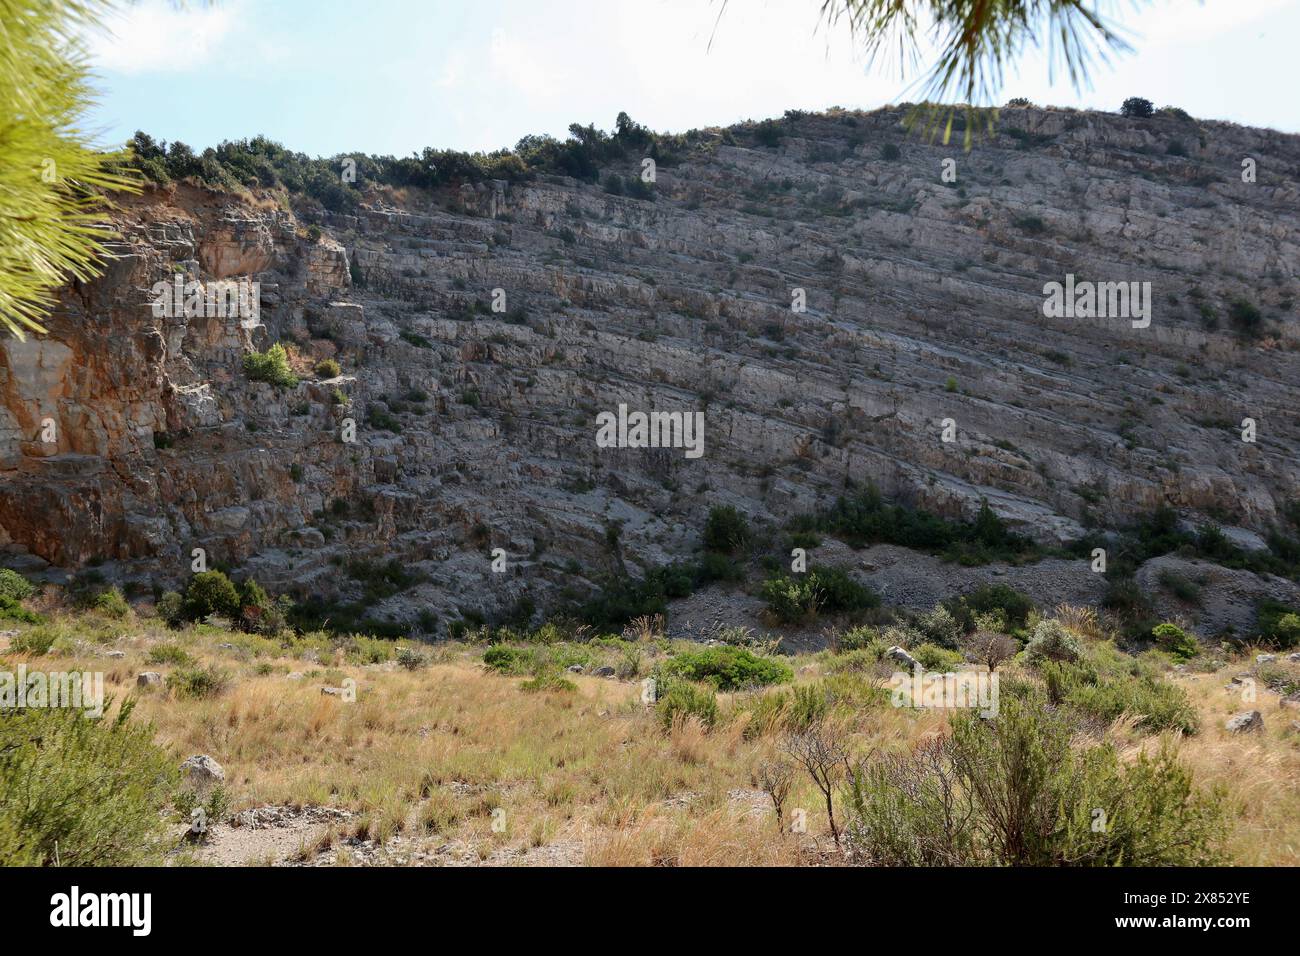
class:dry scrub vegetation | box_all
[3,593,1298,867]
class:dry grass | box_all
[6,611,1299,866]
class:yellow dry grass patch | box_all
[19,619,1300,866]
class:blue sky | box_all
[85,0,1300,158]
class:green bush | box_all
[1257,600,1300,648]
[916,605,963,649]
[835,625,882,653]
[243,343,299,388]
[807,486,1038,565]
[0,700,176,865]
[91,587,130,619]
[911,643,964,671]
[396,646,427,670]
[761,567,878,622]
[237,578,290,635]
[812,567,880,614]
[703,505,750,554]
[314,357,341,378]
[761,572,820,622]
[0,595,44,625]
[166,664,230,699]
[1024,619,1082,665]
[1042,656,1199,734]
[1152,622,1199,660]
[147,643,194,666]
[520,669,576,693]
[156,591,184,627]
[659,646,792,691]
[1120,96,1155,118]
[0,569,35,602]
[483,645,535,675]
[946,583,1035,633]
[845,695,1224,866]
[656,680,718,729]
[9,625,58,656]
[184,571,241,621]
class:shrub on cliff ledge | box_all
[243,343,299,389]
[703,505,750,554]
[314,357,341,378]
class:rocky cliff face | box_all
[2,106,1298,634]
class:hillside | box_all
[2,104,1300,642]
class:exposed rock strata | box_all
[1,107,1298,634]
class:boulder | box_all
[592,665,616,678]
[136,671,162,687]
[885,645,920,669]
[1225,711,1264,734]
[180,754,225,790]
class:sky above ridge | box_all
[85,0,1300,157]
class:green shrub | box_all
[845,695,1224,866]
[520,669,576,693]
[183,571,241,621]
[1042,657,1199,734]
[483,645,535,675]
[1024,619,1082,665]
[809,486,1038,566]
[659,645,792,691]
[243,343,299,388]
[0,595,44,625]
[1158,570,1201,604]
[91,587,129,619]
[1151,622,1199,660]
[395,646,427,670]
[947,584,1035,633]
[314,358,341,378]
[835,625,881,653]
[1120,96,1155,118]
[1257,600,1300,648]
[911,643,964,671]
[0,700,176,865]
[147,643,193,666]
[760,572,820,622]
[703,505,750,554]
[761,567,878,622]
[156,591,184,627]
[813,567,880,614]
[0,569,35,601]
[916,605,962,649]
[237,578,290,635]
[656,680,718,729]
[9,625,58,656]
[167,664,230,699]
[1227,298,1262,337]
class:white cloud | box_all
[88,0,242,75]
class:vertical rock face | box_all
[0,107,1298,630]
